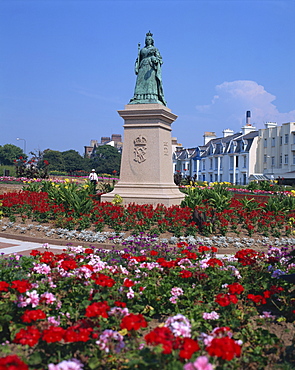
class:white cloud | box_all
[196,80,295,130]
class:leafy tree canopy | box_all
[42,150,65,172]
[0,144,26,165]
[91,145,121,175]
[61,150,87,173]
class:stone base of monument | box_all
[101,182,185,206]
[101,103,185,206]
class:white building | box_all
[255,121,295,183]
[173,112,259,184]
[173,111,295,185]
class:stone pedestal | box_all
[101,104,185,206]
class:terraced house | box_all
[173,111,295,184]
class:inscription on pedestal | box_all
[134,135,147,163]
[163,141,169,156]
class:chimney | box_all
[241,124,256,135]
[222,128,234,138]
[101,136,111,144]
[246,110,251,124]
[265,122,277,129]
[203,132,216,145]
[111,134,122,142]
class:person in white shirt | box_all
[89,169,98,193]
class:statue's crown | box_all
[146,30,153,37]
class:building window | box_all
[264,155,267,164]
[230,156,234,169]
[293,154,295,165]
[193,160,197,171]
[230,173,233,183]
[264,139,267,148]
[220,174,222,182]
[243,173,247,185]
[215,174,218,182]
[271,156,275,166]
[202,160,205,170]
[202,174,206,182]
[235,156,239,168]
[210,174,213,182]
[210,158,213,169]
[235,173,238,184]
[243,155,247,168]
[280,155,282,168]
[280,136,282,145]
[293,134,295,145]
[271,137,275,146]
[285,134,289,144]
[220,157,223,169]
[285,155,288,164]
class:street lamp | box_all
[17,138,26,154]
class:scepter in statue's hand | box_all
[135,42,140,75]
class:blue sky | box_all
[1,0,295,155]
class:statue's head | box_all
[145,31,154,46]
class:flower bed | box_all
[0,235,294,369]
[1,187,295,239]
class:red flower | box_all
[198,245,211,253]
[177,242,188,248]
[206,258,223,267]
[85,301,110,318]
[93,273,116,287]
[42,326,65,343]
[179,270,193,278]
[228,283,244,295]
[150,250,158,256]
[21,309,46,323]
[13,326,41,347]
[84,248,94,254]
[247,294,266,305]
[120,313,147,331]
[114,300,127,308]
[145,327,175,354]
[215,293,238,307]
[60,259,77,271]
[0,281,10,292]
[206,337,241,360]
[11,280,32,293]
[64,326,92,343]
[234,248,258,266]
[0,355,29,370]
[123,278,135,287]
[44,160,49,165]
[30,249,41,257]
[179,337,200,359]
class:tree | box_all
[0,144,26,165]
[62,150,87,173]
[91,145,121,175]
[42,150,65,172]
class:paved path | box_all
[0,237,66,256]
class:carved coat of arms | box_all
[134,135,147,163]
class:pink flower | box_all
[169,296,178,304]
[171,287,184,297]
[126,287,135,299]
[202,311,220,320]
[25,290,40,307]
[184,356,213,370]
[48,358,84,370]
[40,292,56,304]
